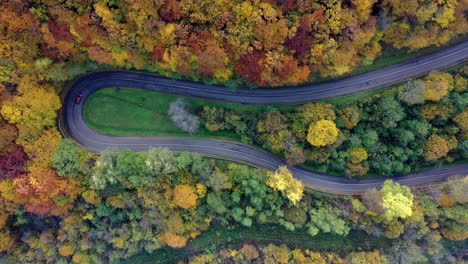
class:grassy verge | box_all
[121,224,392,264]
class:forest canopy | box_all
[0,0,466,88]
[0,0,467,263]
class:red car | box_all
[75,93,83,104]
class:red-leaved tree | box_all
[150,44,166,61]
[285,24,313,59]
[234,50,266,86]
[0,146,27,180]
[47,21,75,42]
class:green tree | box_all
[306,202,350,236]
[50,139,83,178]
[91,148,120,190]
[284,206,307,227]
[145,147,178,175]
[401,119,431,138]
[359,129,379,151]
[206,192,227,215]
[115,149,147,188]
[206,168,232,192]
[373,97,406,128]
[176,152,193,170]
[392,128,415,146]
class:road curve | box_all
[63,41,468,194]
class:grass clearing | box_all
[83,83,394,138]
[84,86,307,144]
[121,224,392,264]
[84,88,246,140]
[85,89,181,135]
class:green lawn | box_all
[84,89,184,136]
[120,224,392,264]
[84,87,296,140]
[83,83,391,138]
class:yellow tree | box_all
[383,0,419,16]
[345,250,385,264]
[0,120,17,156]
[87,46,113,64]
[348,147,368,164]
[157,231,187,248]
[432,0,457,27]
[1,87,60,135]
[353,0,378,23]
[424,71,453,101]
[345,163,369,177]
[0,75,61,142]
[196,40,231,82]
[21,128,61,172]
[58,244,74,257]
[307,120,339,147]
[441,228,468,241]
[325,0,343,34]
[329,44,360,76]
[180,0,226,24]
[453,108,467,132]
[173,185,198,209]
[425,134,450,161]
[266,166,304,204]
[161,45,195,76]
[0,231,15,253]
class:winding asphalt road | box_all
[63,40,468,194]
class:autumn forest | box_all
[0,0,467,263]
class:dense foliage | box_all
[0,1,467,263]
[200,69,468,176]
[0,146,465,263]
[0,0,466,88]
[185,243,387,264]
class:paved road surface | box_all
[62,41,468,194]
